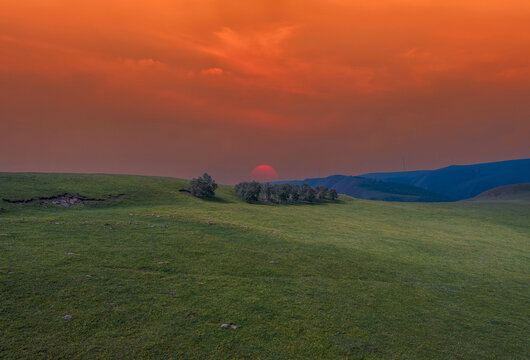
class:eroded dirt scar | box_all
[2,193,126,207]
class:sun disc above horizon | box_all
[251,165,279,183]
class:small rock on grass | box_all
[7,270,14,274]
[63,315,72,319]
[221,323,237,329]
[64,252,75,255]
[269,260,276,263]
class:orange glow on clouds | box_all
[0,0,529,183]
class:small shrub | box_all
[189,173,218,199]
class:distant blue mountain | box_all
[273,176,452,202]
[361,159,530,200]
[274,159,530,202]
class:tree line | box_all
[188,173,339,204]
[235,182,337,204]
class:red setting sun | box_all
[250,165,279,182]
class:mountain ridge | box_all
[275,159,530,202]
[361,158,530,200]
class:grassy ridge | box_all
[470,183,530,203]
[1,173,529,359]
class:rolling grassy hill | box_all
[1,173,529,359]
[469,183,530,202]
[361,158,530,200]
[273,176,452,202]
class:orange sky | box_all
[1,0,529,183]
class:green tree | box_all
[189,173,218,199]
[235,181,262,203]
[276,184,291,203]
[262,183,273,202]
[300,184,316,202]
[289,184,300,202]
[315,186,328,200]
[328,188,338,200]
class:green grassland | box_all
[1,173,529,359]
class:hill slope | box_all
[0,172,194,208]
[469,183,530,202]
[361,158,530,200]
[274,175,452,202]
[1,173,529,359]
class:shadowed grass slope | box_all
[468,183,530,203]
